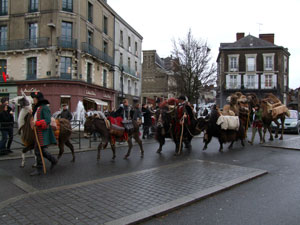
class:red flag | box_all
[2,71,7,82]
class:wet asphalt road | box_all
[1,134,300,225]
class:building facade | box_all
[0,0,129,113]
[216,33,290,107]
[114,16,142,107]
[142,50,177,105]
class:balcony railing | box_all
[0,11,8,16]
[60,73,72,80]
[81,43,114,65]
[122,64,138,78]
[57,37,77,49]
[0,38,49,51]
[26,74,37,80]
[87,76,92,84]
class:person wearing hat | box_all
[30,92,57,176]
[248,104,263,145]
[59,104,72,121]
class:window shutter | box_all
[255,74,259,89]
[226,75,230,89]
[273,74,277,88]
[237,74,241,89]
[244,75,248,89]
[261,74,265,89]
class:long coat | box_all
[34,104,57,147]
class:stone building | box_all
[0,0,122,113]
[216,33,290,107]
[114,15,142,107]
[141,50,177,105]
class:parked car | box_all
[271,110,300,134]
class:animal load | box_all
[272,105,289,119]
[263,93,289,119]
[216,115,240,131]
[109,123,125,137]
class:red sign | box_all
[2,72,7,82]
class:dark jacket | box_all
[114,104,130,119]
[142,107,152,126]
[133,108,142,121]
[0,110,14,130]
[60,109,73,121]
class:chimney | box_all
[259,34,274,44]
[236,32,245,41]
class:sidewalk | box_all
[0,160,267,225]
[262,135,300,151]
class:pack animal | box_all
[84,116,143,161]
[155,99,200,155]
[17,95,75,167]
[197,105,245,152]
[247,93,289,142]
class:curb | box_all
[104,169,268,225]
[262,144,300,151]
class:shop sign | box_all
[86,90,96,96]
[22,88,40,93]
[104,94,112,99]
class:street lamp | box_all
[109,64,124,104]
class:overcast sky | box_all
[108,0,300,89]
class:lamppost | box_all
[109,65,124,104]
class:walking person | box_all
[59,104,72,121]
[0,104,14,155]
[142,104,152,139]
[1,98,14,153]
[133,103,142,125]
[248,104,263,145]
[29,92,58,176]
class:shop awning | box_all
[84,97,108,106]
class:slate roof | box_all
[220,34,279,49]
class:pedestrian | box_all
[114,99,130,120]
[59,104,72,121]
[142,104,152,139]
[248,104,263,145]
[0,104,14,155]
[1,98,14,152]
[133,103,142,125]
[29,92,58,176]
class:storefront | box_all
[16,80,116,113]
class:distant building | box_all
[114,15,143,106]
[141,50,178,105]
[0,0,142,113]
[216,33,290,107]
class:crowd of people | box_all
[1,91,269,176]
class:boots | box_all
[30,169,42,176]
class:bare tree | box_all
[172,29,216,104]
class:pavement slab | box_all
[0,160,267,225]
[262,136,300,150]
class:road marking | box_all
[0,169,37,193]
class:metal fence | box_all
[0,120,83,152]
